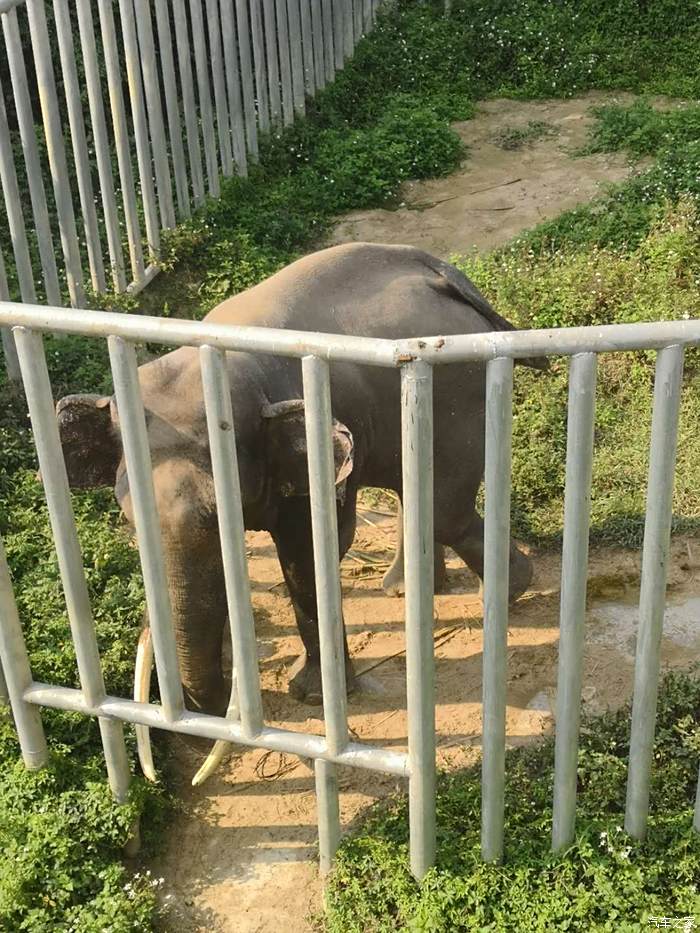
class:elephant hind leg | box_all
[442,511,532,604]
[382,500,447,596]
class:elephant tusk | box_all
[134,627,158,783]
[191,738,232,787]
[191,671,239,788]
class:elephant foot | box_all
[508,545,533,603]
[382,545,448,597]
[288,653,357,705]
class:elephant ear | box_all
[56,394,122,489]
[262,399,354,499]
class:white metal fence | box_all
[0,0,380,378]
[0,303,699,878]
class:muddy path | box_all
[150,94,697,932]
[329,91,657,257]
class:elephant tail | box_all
[419,252,549,371]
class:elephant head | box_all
[55,387,354,781]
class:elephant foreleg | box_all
[382,500,448,597]
[272,495,356,705]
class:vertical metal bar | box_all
[0,249,20,382]
[52,0,106,294]
[0,657,7,706]
[108,336,185,723]
[13,328,132,797]
[302,356,348,873]
[275,0,295,126]
[286,0,306,115]
[189,0,220,197]
[2,9,61,305]
[250,0,270,132]
[315,758,341,874]
[694,769,700,833]
[332,0,344,69]
[299,0,315,95]
[343,0,353,58]
[134,0,176,228]
[310,0,325,89]
[353,0,362,41]
[0,532,48,769]
[96,0,145,285]
[263,0,282,125]
[75,0,127,292]
[205,0,234,177]
[25,0,85,307]
[200,346,264,736]
[0,79,36,303]
[117,0,161,258]
[481,356,513,863]
[301,357,349,753]
[220,0,248,175]
[401,359,436,880]
[625,344,684,839]
[322,0,334,83]
[552,353,597,852]
[154,0,191,218]
[234,0,259,159]
[172,0,205,207]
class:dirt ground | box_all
[152,511,700,932]
[150,95,699,931]
[330,91,655,257]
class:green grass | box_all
[324,669,700,932]
[1,0,700,927]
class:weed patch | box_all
[324,669,700,931]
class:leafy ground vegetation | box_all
[1,0,700,929]
[324,670,700,932]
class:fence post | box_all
[96,0,146,286]
[401,359,436,880]
[52,0,106,293]
[133,0,177,227]
[74,0,127,291]
[0,248,20,383]
[117,0,161,258]
[481,356,513,863]
[234,0,259,160]
[13,328,133,800]
[108,337,185,723]
[0,533,48,769]
[153,0,191,218]
[302,356,349,872]
[189,0,221,197]
[205,0,235,177]
[25,0,85,307]
[0,77,37,304]
[2,9,61,305]
[552,353,597,852]
[171,0,206,206]
[625,344,684,839]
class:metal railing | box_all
[0,302,699,878]
[0,0,381,380]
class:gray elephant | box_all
[57,243,538,725]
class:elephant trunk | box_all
[164,540,229,717]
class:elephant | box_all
[56,242,540,762]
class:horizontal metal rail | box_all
[1,304,699,367]
[23,683,409,776]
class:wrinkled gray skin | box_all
[57,243,537,712]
